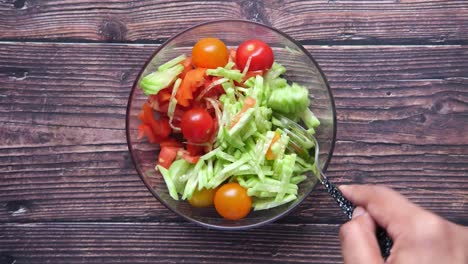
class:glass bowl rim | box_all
[125,19,337,230]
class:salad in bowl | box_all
[126,20,336,229]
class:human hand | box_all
[338,185,468,264]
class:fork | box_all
[273,113,393,259]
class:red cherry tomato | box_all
[180,108,214,144]
[186,143,205,156]
[214,182,252,220]
[192,38,229,69]
[236,39,274,72]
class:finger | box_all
[340,207,384,264]
[339,184,425,237]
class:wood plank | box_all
[0,43,467,224]
[1,222,343,263]
[0,0,467,44]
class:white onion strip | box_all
[242,55,253,75]
[168,78,182,132]
[196,77,229,101]
[205,97,223,140]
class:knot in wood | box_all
[99,18,127,42]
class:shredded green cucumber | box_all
[140,64,184,95]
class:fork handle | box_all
[323,178,393,259]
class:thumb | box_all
[340,207,384,264]
[339,184,424,238]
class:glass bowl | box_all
[126,20,336,230]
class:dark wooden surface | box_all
[0,1,467,263]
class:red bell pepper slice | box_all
[137,124,158,143]
[180,57,193,79]
[176,68,206,107]
[158,147,179,169]
[142,103,171,139]
[157,88,172,104]
[265,131,281,160]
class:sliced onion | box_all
[168,78,182,132]
[196,77,229,101]
[205,97,223,141]
[242,55,253,75]
[205,97,222,126]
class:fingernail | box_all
[352,206,366,219]
[339,185,351,197]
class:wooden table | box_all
[1,1,467,263]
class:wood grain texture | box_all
[1,43,467,225]
[1,1,467,263]
[0,0,467,44]
[0,222,343,264]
